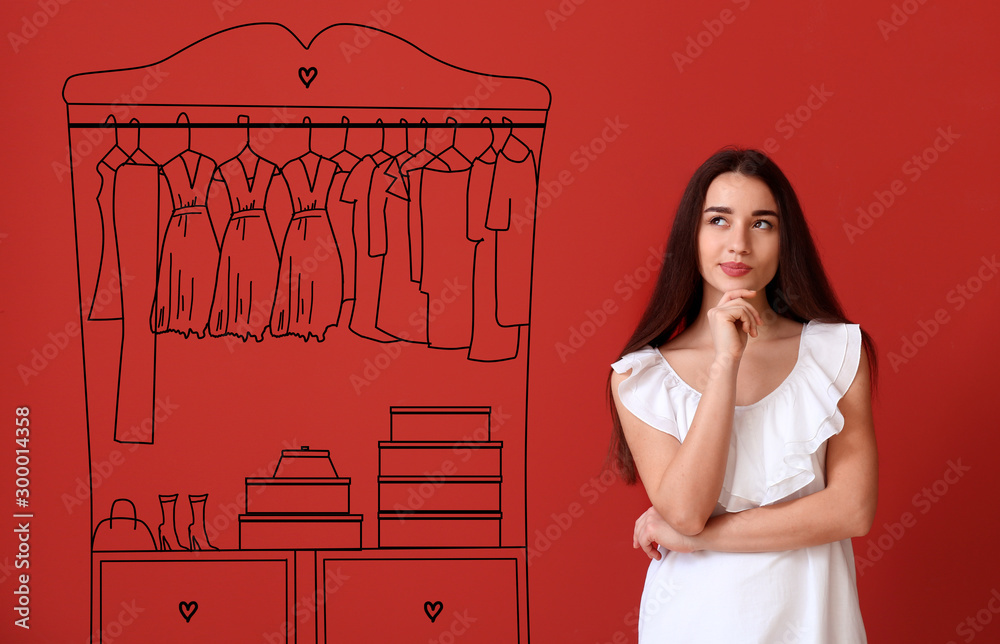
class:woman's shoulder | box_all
[801,318,861,346]
[610,344,686,437]
[796,319,863,392]
[610,344,661,377]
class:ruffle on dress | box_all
[611,321,862,511]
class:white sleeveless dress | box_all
[611,320,867,643]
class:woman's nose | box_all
[727,228,750,254]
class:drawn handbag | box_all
[92,498,157,551]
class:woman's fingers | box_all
[636,525,662,560]
[634,507,669,560]
[717,290,764,326]
[715,303,758,337]
[714,300,763,338]
[716,289,756,306]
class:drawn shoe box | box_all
[377,510,501,547]
[378,475,501,512]
[239,446,362,550]
[239,514,362,550]
[378,424,502,547]
[378,473,503,547]
[389,406,493,442]
[378,441,502,477]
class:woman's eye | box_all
[752,220,774,229]
[708,216,726,226]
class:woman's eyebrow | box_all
[703,206,779,217]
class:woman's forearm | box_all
[691,487,869,553]
[652,356,739,535]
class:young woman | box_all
[608,148,878,643]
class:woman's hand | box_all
[634,506,699,560]
[707,289,763,359]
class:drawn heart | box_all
[423,600,443,623]
[179,601,198,622]
[298,66,318,88]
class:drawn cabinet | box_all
[93,549,526,643]
[319,551,523,643]
[94,552,294,643]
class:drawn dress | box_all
[209,156,279,341]
[151,152,220,338]
[270,154,344,341]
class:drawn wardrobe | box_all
[65,22,549,644]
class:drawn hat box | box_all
[244,446,352,514]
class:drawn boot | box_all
[157,493,189,551]
[187,494,218,550]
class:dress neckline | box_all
[654,320,810,410]
[298,153,327,192]
[236,154,262,193]
[178,151,204,189]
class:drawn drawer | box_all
[98,558,289,643]
[321,556,519,643]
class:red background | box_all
[2,1,999,642]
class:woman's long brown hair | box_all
[607,147,878,484]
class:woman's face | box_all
[696,172,780,302]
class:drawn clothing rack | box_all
[65,23,548,643]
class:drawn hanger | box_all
[130,118,141,153]
[401,118,418,154]
[418,117,430,152]
[445,117,459,148]
[436,116,471,167]
[337,116,351,154]
[498,116,514,149]
[234,114,263,179]
[237,114,255,153]
[373,118,392,164]
[303,116,316,154]
[177,112,192,150]
[384,117,407,156]
[98,115,129,169]
[295,116,325,186]
[476,116,497,160]
[397,118,424,171]
[122,118,156,165]
[165,112,209,194]
[106,114,119,147]
[330,116,359,170]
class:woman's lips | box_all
[720,262,751,277]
